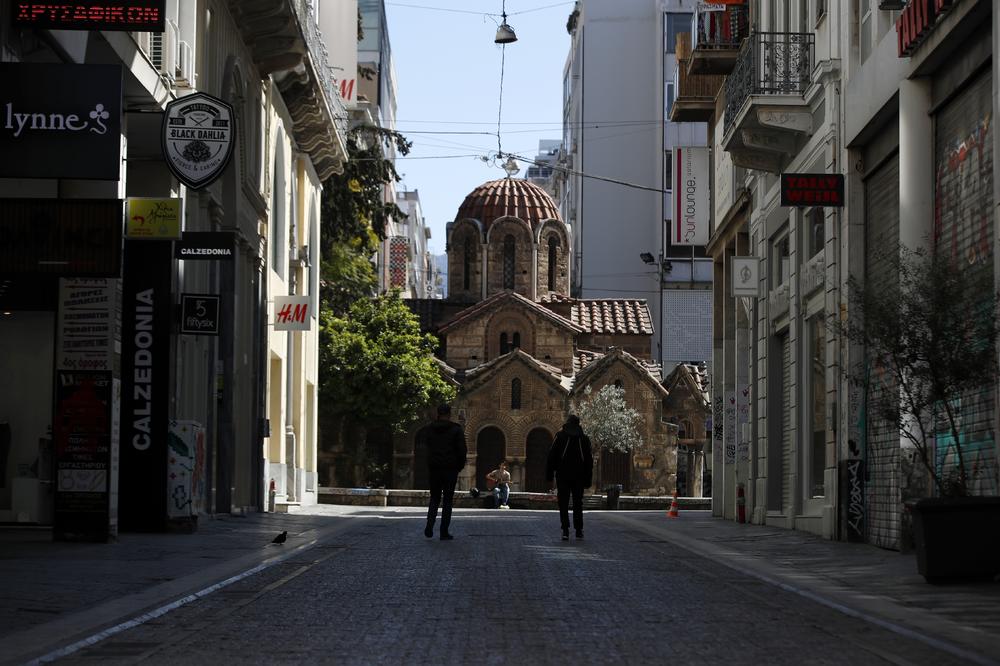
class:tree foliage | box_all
[841,245,999,497]
[320,126,411,255]
[320,239,377,317]
[573,384,644,453]
[319,293,456,434]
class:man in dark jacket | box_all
[546,414,594,540]
[420,404,467,540]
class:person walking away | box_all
[487,461,511,509]
[546,415,593,540]
[421,404,467,540]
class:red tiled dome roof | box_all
[455,178,561,231]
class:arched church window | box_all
[500,332,509,355]
[463,238,473,291]
[503,235,515,289]
[547,236,559,291]
[512,332,521,348]
[614,379,624,391]
[511,378,522,409]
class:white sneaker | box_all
[500,504,510,510]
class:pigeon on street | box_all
[272,530,288,544]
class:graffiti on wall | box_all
[713,395,724,465]
[934,112,992,266]
[846,439,865,542]
[724,391,736,465]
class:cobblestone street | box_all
[29,508,993,666]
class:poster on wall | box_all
[56,278,121,373]
[672,146,710,246]
[162,92,235,189]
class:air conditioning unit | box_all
[149,20,178,83]
[175,40,194,87]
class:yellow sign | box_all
[126,198,182,239]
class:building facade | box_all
[402,178,678,496]
[691,0,997,547]
[0,0,348,536]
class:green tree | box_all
[318,293,456,485]
[574,384,644,453]
[842,245,999,497]
[320,239,377,317]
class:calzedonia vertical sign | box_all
[120,240,172,530]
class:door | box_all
[476,427,505,492]
[524,428,552,492]
[600,448,630,492]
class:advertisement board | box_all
[13,1,165,31]
[672,146,710,246]
[126,198,182,240]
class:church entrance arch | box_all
[476,426,506,492]
[524,428,552,492]
[600,449,631,492]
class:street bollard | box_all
[268,478,276,513]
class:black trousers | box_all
[426,470,458,534]
[557,478,585,531]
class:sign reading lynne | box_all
[672,146,710,246]
[0,63,122,180]
[162,92,235,189]
[13,1,165,31]
[780,173,844,207]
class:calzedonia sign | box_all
[162,92,235,189]
[13,1,165,32]
[780,173,844,207]
[0,63,122,180]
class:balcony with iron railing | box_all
[720,31,815,173]
[670,33,726,123]
[688,2,749,75]
[228,0,348,180]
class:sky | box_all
[383,0,574,255]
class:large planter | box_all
[910,496,1000,582]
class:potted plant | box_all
[843,245,1000,581]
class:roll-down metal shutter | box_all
[781,334,792,515]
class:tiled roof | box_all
[538,292,575,303]
[572,299,653,335]
[574,349,604,374]
[463,348,569,393]
[572,347,668,397]
[455,178,561,232]
[438,290,582,335]
[663,362,710,406]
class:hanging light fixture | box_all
[501,155,520,178]
[494,1,517,44]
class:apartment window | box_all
[665,13,692,54]
[859,0,872,61]
[808,316,826,498]
[503,235,515,289]
[772,233,791,287]
[806,208,824,258]
[816,0,826,22]
[798,0,808,33]
[665,82,675,116]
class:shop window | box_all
[511,378,522,410]
[771,232,790,287]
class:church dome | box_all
[455,178,561,231]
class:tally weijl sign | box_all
[162,92,235,189]
[0,63,122,180]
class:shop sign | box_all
[0,63,122,180]
[13,1,165,32]
[162,92,235,189]
[120,240,172,530]
[126,198,181,240]
[897,0,955,57]
[180,294,220,335]
[174,231,234,260]
[671,146,710,246]
[274,295,312,331]
[0,199,122,276]
[731,257,760,297]
[780,173,844,207]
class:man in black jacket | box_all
[546,414,594,541]
[420,404,467,540]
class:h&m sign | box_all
[780,173,844,207]
[274,296,312,331]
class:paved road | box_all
[48,508,978,665]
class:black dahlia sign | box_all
[162,92,235,190]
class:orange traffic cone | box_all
[667,490,680,518]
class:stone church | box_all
[401,178,678,495]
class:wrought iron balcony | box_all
[688,2,749,75]
[720,32,815,173]
[229,0,348,180]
